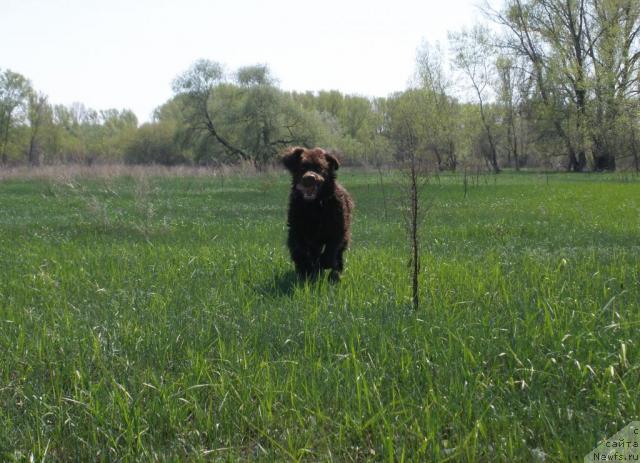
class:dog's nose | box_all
[301,173,317,186]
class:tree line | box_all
[1,0,638,171]
[0,69,139,166]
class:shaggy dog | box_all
[282,147,353,281]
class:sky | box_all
[0,0,482,123]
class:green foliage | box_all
[290,90,392,165]
[171,59,224,96]
[164,63,391,167]
[385,89,423,160]
[124,122,186,165]
[494,0,640,171]
[26,91,53,166]
[451,26,502,172]
[169,62,320,167]
[415,42,461,170]
[45,105,138,164]
[3,4,639,173]
[0,170,638,460]
[236,64,273,86]
[0,69,32,164]
[0,68,139,166]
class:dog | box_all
[282,147,353,281]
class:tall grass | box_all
[0,169,638,461]
[0,161,278,183]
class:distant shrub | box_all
[124,123,188,166]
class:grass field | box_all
[0,168,639,461]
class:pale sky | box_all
[1,0,482,122]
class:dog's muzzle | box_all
[297,172,324,201]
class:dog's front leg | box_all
[289,231,322,279]
[320,237,346,281]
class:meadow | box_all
[0,167,638,461]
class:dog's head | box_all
[282,147,340,201]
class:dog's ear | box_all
[325,152,340,171]
[282,147,304,171]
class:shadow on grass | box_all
[262,269,338,297]
[263,269,301,296]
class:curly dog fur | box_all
[282,147,353,281]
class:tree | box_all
[0,69,31,165]
[489,0,585,170]
[51,104,85,162]
[124,122,186,165]
[586,0,640,170]
[495,55,533,170]
[171,60,323,167]
[26,91,52,166]
[99,109,138,162]
[450,26,501,173]
[172,59,250,161]
[489,0,640,171]
[290,90,389,165]
[42,103,137,164]
[415,41,461,170]
[234,65,299,166]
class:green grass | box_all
[0,169,638,461]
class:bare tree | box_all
[450,26,501,173]
[388,92,430,310]
[407,143,422,311]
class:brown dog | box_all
[282,147,353,281]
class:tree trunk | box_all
[432,146,443,171]
[476,94,500,173]
[28,138,39,166]
[568,150,587,172]
[28,127,41,166]
[592,137,616,171]
[506,122,513,167]
[0,120,10,165]
[632,126,640,173]
[447,140,457,171]
[510,120,520,171]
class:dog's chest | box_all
[290,198,339,237]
